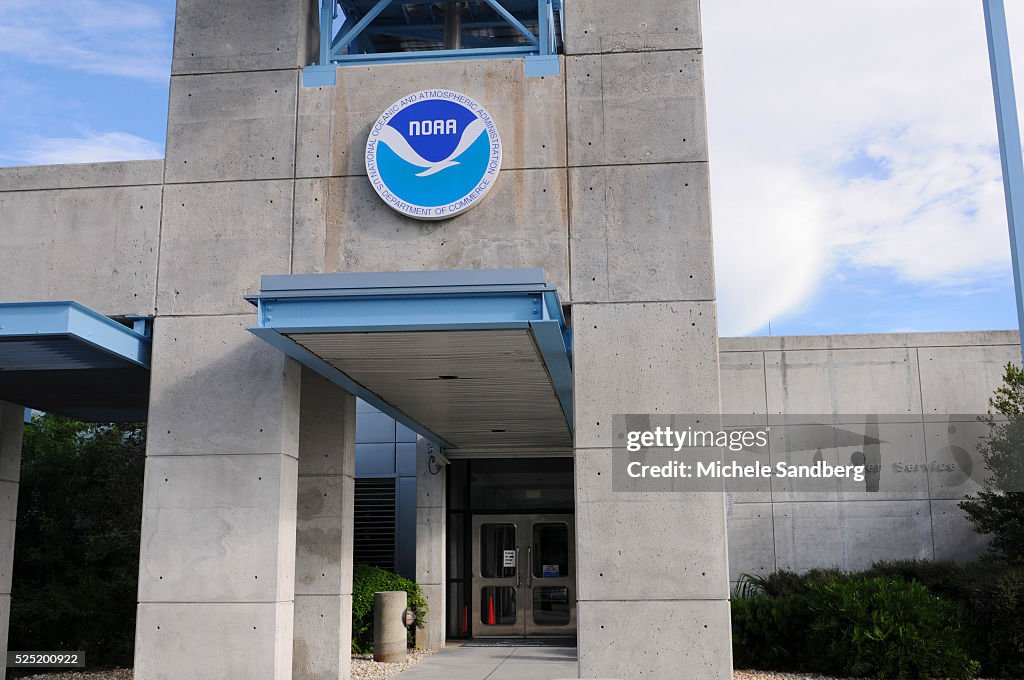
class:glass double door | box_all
[471,514,575,637]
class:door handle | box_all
[527,546,533,589]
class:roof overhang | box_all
[247,269,573,453]
[0,302,152,422]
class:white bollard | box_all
[373,591,408,663]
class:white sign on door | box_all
[503,550,516,568]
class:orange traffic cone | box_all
[486,594,496,625]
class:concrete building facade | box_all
[0,1,1014,679]
[0,0,728,678]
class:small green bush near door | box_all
[351,564,428,654]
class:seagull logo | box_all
[377,119,487,177]
[366,89,502,221]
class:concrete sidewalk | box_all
[392,644,578,680]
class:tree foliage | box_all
[959,362,1024,562]
[9,414,145,667]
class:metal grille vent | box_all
[354,478,397,572]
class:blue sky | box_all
[0,0,1022,337]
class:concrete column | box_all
[134,316,301,680]
[414,438,445,650]
[0,403,24,680]
[565,2,732,677]
[293,367,355,680]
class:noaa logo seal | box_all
[365,89,502,220]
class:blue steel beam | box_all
[319,0,334,65]
[479,0,539,46]
[334,45,534,64]
[984,0,1024,363]
[0,301,151,368]
[255,293,544,332]
[331,0,393,57]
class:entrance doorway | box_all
[471,514,575,637]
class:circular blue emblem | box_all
[365,89,502,220]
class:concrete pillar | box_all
[373,591,407,663]
[293,367,355,680]
[414,438,445,650]
[0,403,24,680]
[565,2,733,678]
[134,316,301,680]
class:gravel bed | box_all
[351,649,436,679]
[13,672,132,680]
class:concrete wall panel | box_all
[576,449,729,601]
[165,70,297,183]
[171,0,303,74]
[0,594,7,680]
[573,302,719,448]
[835,421,930,501]
[918,344,1019,416]
[726,502,775,582]
[0,160,163,192]
[293,595,352,680]
[157,181,293,315]
[0,482,16,533]
[764,348,922,419]
[773,500,932,573]
[290,171,570,296]
[719,351,767,416]
[722,330,1019,353]
[146,316,301,457]
[0,519,13,596]
[0,185,161,316]
[295,474,354,595]
[137,453,298,602]
[577,600,731,680]
[923,420,989,500]
[563,0,701,55]
[567,52,707,167]
[0,406,22,484]
[569,162,713,303]
[135,602,293,680]
[931,500,990,562]
[1,401,23,678]
[296,59,567,178]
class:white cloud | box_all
[17,132,163,165]
[0,0,172,82]
[704,0,1024,335]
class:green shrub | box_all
[963,563,1024,678]
[734,568,842,598]
[351,564,428,654]
[731,593,813,671]
[861,559,970,600]
[805,576,979,679]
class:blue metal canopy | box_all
[247,269,573,453]
[0,302,152,422]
